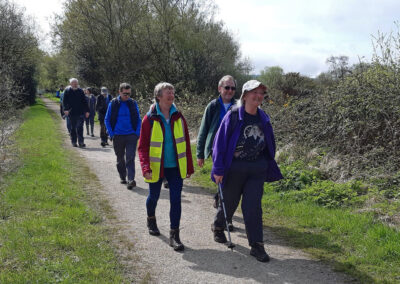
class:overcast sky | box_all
[14,0,400,77]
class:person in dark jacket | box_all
[84,87,96,137]
[196,75,236,229]
[211,80,283,262]
[105,83,141,190]
[138,82,194,252]
[63,78,90,147]
[58,84,65,117]
[96,87,109,147]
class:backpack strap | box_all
[227,106,239,139]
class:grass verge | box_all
[190,145,400,284]
[0,100,126,283]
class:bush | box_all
[285,180,369,208]
[272,161,323,192]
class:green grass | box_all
[0,101,126,283]
[43,92,60,102]
[190,145,400,284]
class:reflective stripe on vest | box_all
[173,118,187,179]
[144,121,163,183]
[144,118,187,183]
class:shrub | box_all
[272,161,323,192]
[287,180,369,208]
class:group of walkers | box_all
[57,75,283,262]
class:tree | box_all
[0,0,40,107]
[53,0,251,96]
[326,55,351,80]
[258,66,284,90]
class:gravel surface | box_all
[44,98,353,284]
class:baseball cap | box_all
[239,80,267,105]
[101,87,108,94]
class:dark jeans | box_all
[214,158,268,246]
[66,116,71,134]
[146,167,183,229]
[99,118,108,143]
[112,134,138,181]
[69,115,84,144]
[85,114,95,134]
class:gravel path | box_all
[44,98,353,284]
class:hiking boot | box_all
[147,216,160,236]
[127,180,136,189]
[101,142,106,147]
[212,225,227,243]
[78,143,86,148]
[250,242,270,262]
[225,222,234,232]
[72,143,78,147]
[169,229,184,251]
[91,133,95,137]
[163,180,169,189]
[213,193,219,209]
[120,179,127,184]
[105,142,110,145]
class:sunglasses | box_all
[121,92,131,96]
[224,86,236,91]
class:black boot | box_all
[169,229,184,251]
[250,242,270,262]
[212,225,227,243]
[147,216,160,236]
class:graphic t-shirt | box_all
[233,111,266,161]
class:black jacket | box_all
[62,87,89,116]
[96,94,108,120]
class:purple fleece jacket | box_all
[211,105,283,184]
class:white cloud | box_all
[13,0,64,51]
[215,0,400,76]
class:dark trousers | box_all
[99,118,108,143]
[112,134,138,181]
[69,115,84,144]
[146,167,183,229]
[65,116,71,134]
[85,115,95,134]
[214,158,268,246]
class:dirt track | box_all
[44,98,352,283]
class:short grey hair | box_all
[69,78,78,84]
[153,82,175,103]
[218,75,236,87]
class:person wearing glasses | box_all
[138,82,194,251]
[211,80,283,262]
[105,83,141,190]
[196,75,237,230]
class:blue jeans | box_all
[112,134,138,181]
[146,167,183,229]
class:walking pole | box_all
[218,182,235,250]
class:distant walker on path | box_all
[62,78,90,148]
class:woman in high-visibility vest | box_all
[138,82,194,251]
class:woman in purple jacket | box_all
[211,80,283,262]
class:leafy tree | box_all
[0,0,40,107]
[53,0,251,97]
[259,66,284,90]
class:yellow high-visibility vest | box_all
[144,118,188,183]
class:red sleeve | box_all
[138,115,152,176]
[182,115,194,175]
